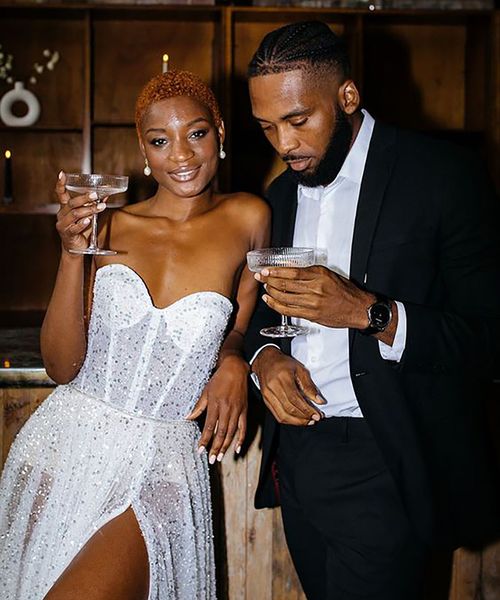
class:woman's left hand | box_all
[186,355,249,464]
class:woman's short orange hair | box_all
[135,70,222,132]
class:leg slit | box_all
[43,505,150,600]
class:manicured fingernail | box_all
[58,170,64,179]
[316,394,327,404]
[235,445,241,454]
[307,420,315,426]
[209,454,216,465]
[89,191,98,200]
[82,217,91,225]
[217,452,224,462]
[263,295,269,303]
[311,413,320,421]
[96,202,106,211]
[198,446,206,455]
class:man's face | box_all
[249,69,353,187]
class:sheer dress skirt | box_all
[0,385,216,600]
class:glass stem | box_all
[281,315,288,330]
[89,213,98,250]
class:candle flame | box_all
[5,150,11,159]
[162,54,169,74]
[3,359,11,368]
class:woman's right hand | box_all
[55,171,106,253]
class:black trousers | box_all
[278,416,427,600]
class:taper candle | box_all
[3,150,12,205]
[162,54,169,74]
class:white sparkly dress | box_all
[0,263,232,600]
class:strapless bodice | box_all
[71,263,233,421]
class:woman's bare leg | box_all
[43,506,149,600]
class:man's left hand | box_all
[256,265,373,329]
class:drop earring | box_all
[143,158,151,176]
[219,144,226,160]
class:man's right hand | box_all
[252,346,326,426]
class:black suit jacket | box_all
[245,121,500,549]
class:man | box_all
[245,20,500,600]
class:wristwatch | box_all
[359,294,392,336]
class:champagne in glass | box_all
[65,173,128,256]
[247,247,315,338]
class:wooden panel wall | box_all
[363,23,466,131]
[0,131,82,211]
[0,216,61,312]
[93,14,220,124]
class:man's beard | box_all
[286,108,353,188]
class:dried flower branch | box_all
[0,44,60,86]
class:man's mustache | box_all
[282,154,310,163]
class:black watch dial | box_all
[369,301,392,331]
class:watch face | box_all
[370,302,391,329]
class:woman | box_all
[0,70,269,599]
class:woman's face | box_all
[139,96,223,199]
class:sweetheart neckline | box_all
[96,263,233,313]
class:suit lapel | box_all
[273,172,298,247]
[283,195,298,247]
[350,122,397,287]
[272,173,298,355]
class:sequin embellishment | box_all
[0,264,232,599]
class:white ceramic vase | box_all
[0,81,41,127]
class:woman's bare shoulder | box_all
[220,191,270,224]
[218,192,270,249]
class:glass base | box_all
[260,324,309,338]
[69,247,117,256]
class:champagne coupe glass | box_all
[247,247,315,338]
[65,173,129,256]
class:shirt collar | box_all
[299,109,375,201]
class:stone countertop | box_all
[0,328,54,387]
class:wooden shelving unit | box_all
[0,3,498,310]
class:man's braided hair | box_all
[248,21,350,80]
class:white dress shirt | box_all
[252,110,407,418]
